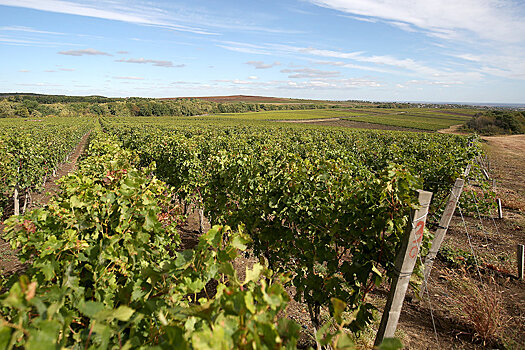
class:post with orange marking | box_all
[375,190,433,346]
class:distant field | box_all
[207,109,364,120]
[347,109,474,131]
[204,107,477,131]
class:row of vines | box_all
[100,118,480,336]
[0,118,94,218]
[1,116,482,348]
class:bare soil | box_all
[438,124,469,135]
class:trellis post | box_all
[497,198,503,219]
[423,178,465,284]
[518,245,524,281]
[374,190,433,346]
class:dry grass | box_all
[446,273,508,345]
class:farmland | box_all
[346,109,476,131]
[201,106,479,131]
[0,99,523,349]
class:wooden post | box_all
[423,179,464,284]
[199,208,204,233]
[497,198,503,219]
[22,192,29,214]
[13,184,20,216]
[518,245,524,281]
[374,190,433,346]
[463,163,472,177]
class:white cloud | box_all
[59,48,112,56]
[280,67,340,78]
[0,25,64,35]
[281,77,381,90]
[212,77,381,90]
[0,36,78,47]
[115,57,181,68]
[308,0,525,44]
[16,82,62,87]
[317,60,394,74]
[0,0,217,35]
[0,0,295,36]
[114,76,144,80]
[218,45,271,55]
[248,76,258,80]
[246,61,281,69]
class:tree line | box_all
[0,95,339,118]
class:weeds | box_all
[446,274,507,345]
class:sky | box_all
[0,0,524,103]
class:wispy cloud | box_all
[246,61,281,69]
[117,50,129,54]
[16,82,62,87]
[281,67,340,79]
[218,43,271,55]
[213,77,381,90]
[278,45,487,82]
[308,0,525,44]
[0,25,64,35]
[59,48,112,56]
[115,57,184,68]
[282,77,381,90]
[0,36,79,47]
[18,69,30,72]
[0,0,218,35]
[114,76,144,80]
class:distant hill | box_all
[160,95,332,104]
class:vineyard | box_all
[1,114,521,349]
[0,118,94,218]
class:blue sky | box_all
[1,0,524,103]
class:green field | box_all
[203,107,477,131]
[347,111,473,131]
[206,108,363,120]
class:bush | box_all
[466,111,525,135]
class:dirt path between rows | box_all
[438,124,468,135]
[0,132,91,276]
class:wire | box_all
[413,220,441,349]
[457,203,484,285]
